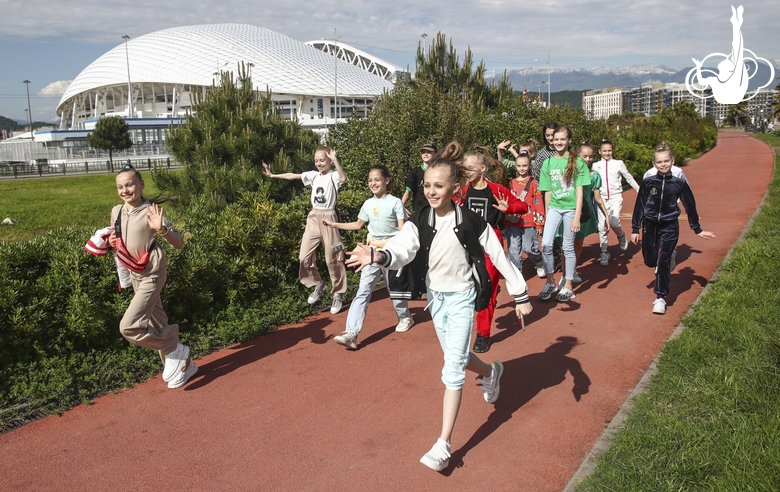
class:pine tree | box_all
[158,63,320,209]
[86,115,132,171]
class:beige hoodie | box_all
[111,200,183,276]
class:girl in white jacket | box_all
[591,140,640,265]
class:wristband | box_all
[158,226,169,236]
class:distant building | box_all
[582,87,631,120]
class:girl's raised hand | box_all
[698,231,717,239]
[492,191,509,212]
[345,243,372,272]
[262,162,272,177]
[146,203,165,233]
[327,148,338,162]
[498,140,511,150]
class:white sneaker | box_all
[535,262,547,278]
[618,233,628,251]
[600,252,610,266]
[420,438,451,471]
[162,343,190,382]
[478,361,504,403]
[670,249,677,271]
[307,281,326,304]
[168,357,197,389]
[652,298,667,315]
[333,331,357,349]
[330,294,344,314]
[395,317,415,333]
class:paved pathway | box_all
[0,133,774,491]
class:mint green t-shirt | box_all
[538,155,591,210]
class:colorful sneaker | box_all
[420,438,451,471]
[162,343,190,382]
[535,262,547,278]
[479,361,504,403]
[473,334,490,353]
[652,298,667,315]
[395,317,415,333]
[600,252,610,266]
[539,282,557,301]
[618,233,628,251]
[167,357,197,389]
[556,287,576,302]
[307,281,326,305]
[333,331,357,350]
[330,293,344,314]
[669,249,677,271]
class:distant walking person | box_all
[263,146,348,314]
[402,142,438,215]
[109,164,196,389]
[631,142,716,314]
[592,139,639,266]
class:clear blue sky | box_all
[1,0,777,122]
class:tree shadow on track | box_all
[443,336,591,475]
[184,317,333,390]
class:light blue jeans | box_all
[506,225,542,270]
[542,208,576,281]
[427,287,476,390]
[345,263,411,336]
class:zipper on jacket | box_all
[658,175,666,222]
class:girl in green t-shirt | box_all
[537,127,591,302]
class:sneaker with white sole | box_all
[395,317,415,333]
[478,361,504,403]
[333,331,357,349]
[307,281,326,304]
[556,287,576,302]
[652,298,667,315]
[420,438,451,471]
[535,262,547,278]
[162,343,190,382]
[168,357,197,389]
[669,249,677,271]
[539,282,557,301]
[330,294,344,314]
[618,233,628,251]
[600,251,610,266]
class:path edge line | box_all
[563,136,777,492]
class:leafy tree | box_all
[773,82,780,121]
[725,101,749,127]
[86,115,132,171]
[158,64,320,209]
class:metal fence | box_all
[0,156,179,178]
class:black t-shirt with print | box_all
[465,186,501,228]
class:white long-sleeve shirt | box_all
[592,158,640,201]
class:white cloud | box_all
[38,80,72,96]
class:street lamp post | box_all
[122,35,133,118]
[23,80,32,138]
[546,53,551,108]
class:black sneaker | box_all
[473,334,490,353]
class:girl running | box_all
[631,142,716,314]
[457,147,527,353]
[506,150,546,278]
[263,146,348,314]
[538,126,591,302]
[592,139,640,265]
[324,165,414,349]
[346,157,531,472]
[108,164,196,389]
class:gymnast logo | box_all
[685,5,774,104]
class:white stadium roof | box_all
[57,24,394,116]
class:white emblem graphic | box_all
[685,5,774,104]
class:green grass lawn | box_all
[577,139,780,490]
[0,174,162,242]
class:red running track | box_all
[0,133,774,491]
